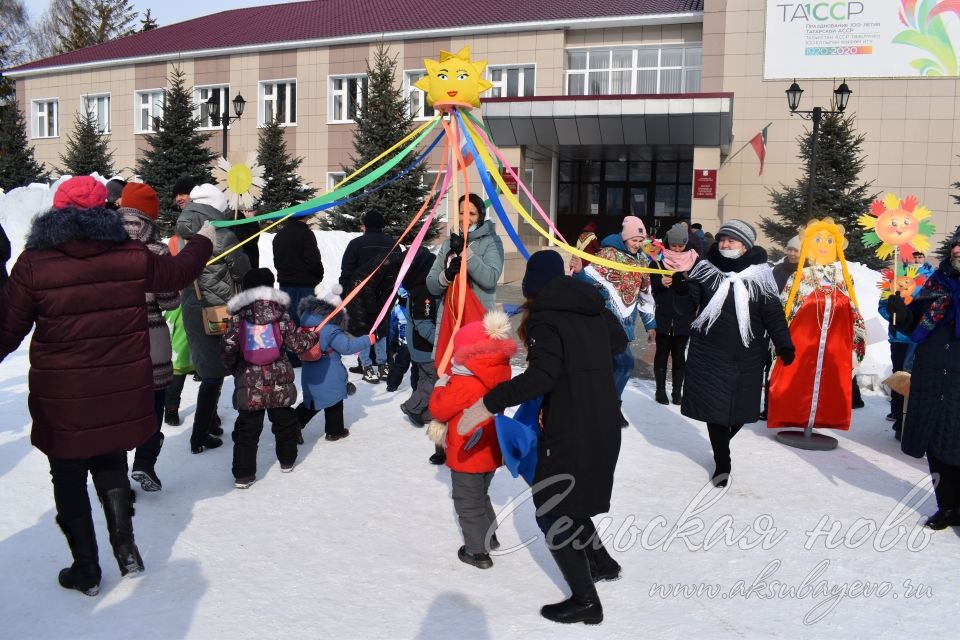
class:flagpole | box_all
[720,122,772,169]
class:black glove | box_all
[444,255,462,282]
[777,346,795,366]
[448,232,464,255]
[886,293,912,330]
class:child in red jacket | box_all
[428,310,516,569]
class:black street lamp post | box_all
[785,79,852,219]
[207,92,246,158]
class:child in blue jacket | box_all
[295,285,374,441]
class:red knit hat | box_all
[53,176,108,210]
[121,182,160,220]
[452,310,517,365]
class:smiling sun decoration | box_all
[414,47,493,110]
[858,193,936,261]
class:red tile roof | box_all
[9,0,703,73]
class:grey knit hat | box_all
[786,235,801,251]
[717,219,757,250]
[666,223,689,246]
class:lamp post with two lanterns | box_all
[206,91,246,159]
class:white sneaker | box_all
[281,463,295,473]
[234,476,256,489]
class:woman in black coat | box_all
[457,251,627,625]
[681,221,794,487]
[889,239,960,530]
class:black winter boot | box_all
[163,406,181,426]
[671,366,684,405]
[654,369,669,405]
[706,423,731,488]
[55,514,102,596]
[132,431,164,492]
[190,381,223,453]
[586,541,622,582]
[100,487,144,577]
[541,544,603,624]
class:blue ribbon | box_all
[454,110,530,259]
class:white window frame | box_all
[194,84,230,130]
[327,172,346,191]
[565,45,703,96]
[32,98,59,138]
[259,79,297,127]
[328,74,367,124]
[134,89,164,134]
[403,70,435,121]
[81,92,111,134]
[487,64,537,98]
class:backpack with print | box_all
[239,319,283,365]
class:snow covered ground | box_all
[2,184,956,638]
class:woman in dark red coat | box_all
[0,177,214,596]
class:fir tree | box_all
[54,0,136,54]
[320,41,432,238]
[136,65,215,233]
[139,8,158,31]
[256,116,317,216]
[0,101,49,191]
[55,0,95,52]
[58,109,115,177]
[761,112,880,268]
[938,182,960,259]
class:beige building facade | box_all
[8,1,959,279]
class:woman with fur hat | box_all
[0,176,216,596]
[176,183,251,454]
[116,182,181,492]
[295,285,375,441]
[221,268,319,489]
[681,219,794,488]
[426,310,516,570]
[456,250,627,625]
[650,223,700,405]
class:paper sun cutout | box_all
[858,193,936,261]
[215,153,265,210]
[414,47,493,110]
[876,263,929,304]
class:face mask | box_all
[720,248,744,259]
[951,256,960,272]
[468,223,478,232]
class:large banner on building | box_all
[764,1,960,79]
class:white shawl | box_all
[688,260,779,347]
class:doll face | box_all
[809,229,839,265]
[875,209,919,246]
[896,278,915,297]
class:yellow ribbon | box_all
[460,116,673,275]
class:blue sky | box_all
[23,1,303,28]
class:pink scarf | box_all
[662,248,698,272]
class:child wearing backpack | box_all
[221,268,318,489]
[426,310,516,569]
[295,285,374,441]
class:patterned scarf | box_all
[583,246,650,319]
[909,263,960,343]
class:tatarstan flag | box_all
[750,126,768,176]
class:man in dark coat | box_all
[889,238,960,530]
[339,209,396,383]
[681,220,794,487]
[0,176,214,596]
[458,251,627,625]
[273,216,324,365]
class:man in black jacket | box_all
[273,217,324,365]
[339,210,396,383]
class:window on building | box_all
[329,75,367,123]
[405,71,435,120]
[135,90,164,133]
[488,65,535,97]
[83,93,111,133]
[327,172,346,191]
[260,80,297,126]
[195,85,229,129]
[32,99,58,138]
[565,45,703,95]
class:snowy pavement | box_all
[0,353,955,640]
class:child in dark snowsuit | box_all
[221,269,318,489]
